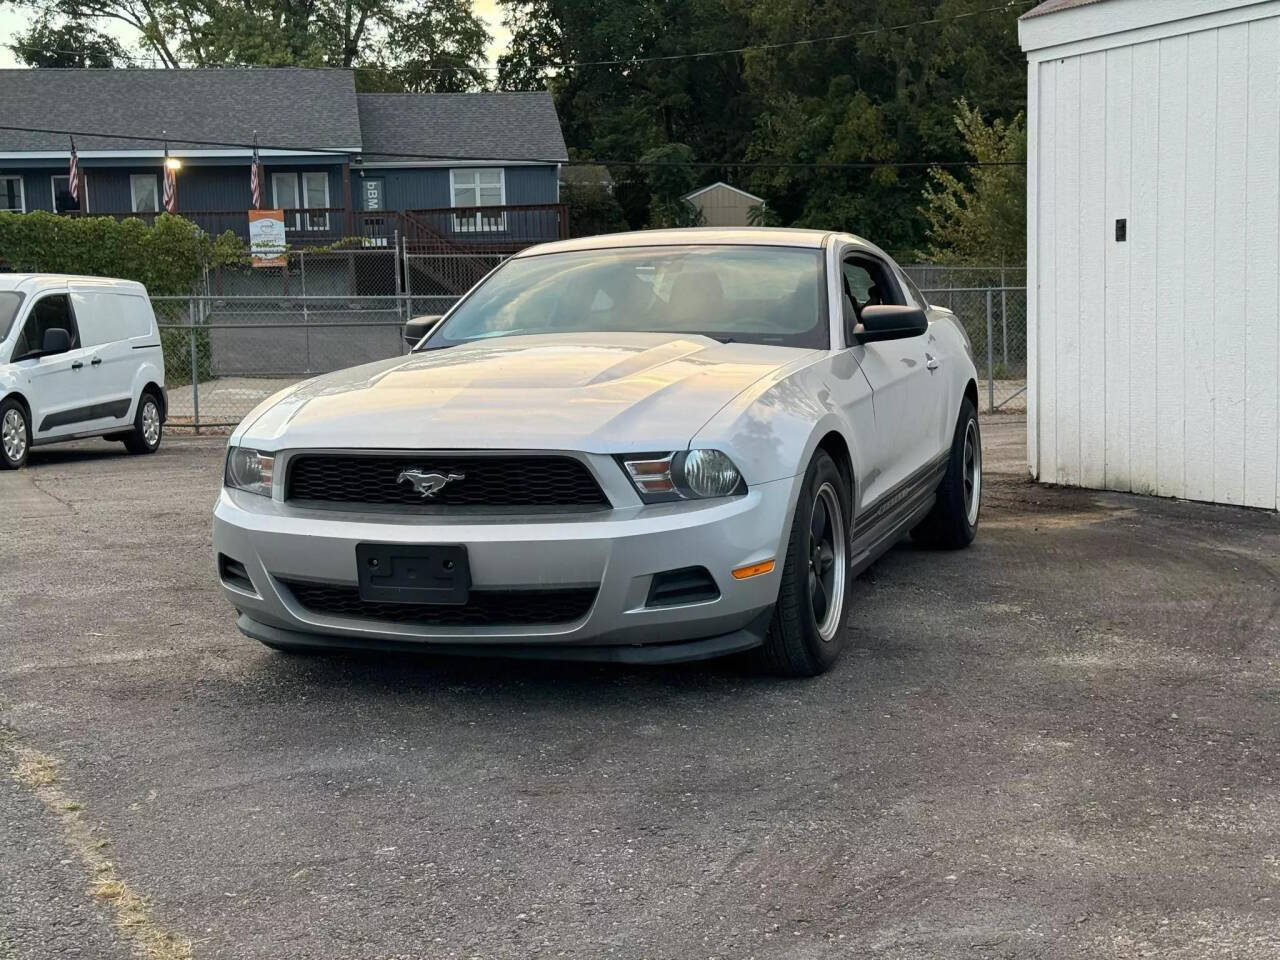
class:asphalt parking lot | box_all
[3,417,1278,960]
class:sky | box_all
[0,1,512,69]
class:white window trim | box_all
[273,171,331,230]
[0,174,25,213]
[301,171,331,231]
[129,174,158,214]
[52,173,89,213]
[449,168,507,233]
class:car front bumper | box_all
[212,475,797,662]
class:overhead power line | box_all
[5,1,1033,75]
[0,121,1025,170]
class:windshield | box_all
[0,292,24,343]
[429,245,828,350]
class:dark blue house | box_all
[0,68,569,292]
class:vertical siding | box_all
[1245,17,1280,508]
[1026,60,1040,476]
[1032,13,1280,509]
[1053,56,1081,485]
[1129,40,1160,493]
[1104,45,1132,492]
[1155,36,1189,499]
[1078,52,1108,490]
[1212,23,1250,505]
[1182,30,1218,503]
[504,166,559,204]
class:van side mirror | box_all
[855,305,928,344]
[403,315,441,348]
[41,327,72,355]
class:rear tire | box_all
[912,398,981,549]
[1,398,30,470]
[123,392,162,455]
[757,450,851,677]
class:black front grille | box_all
[282,580,598,627]
[286,454,608,508]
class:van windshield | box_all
[0,292,24,342]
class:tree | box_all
[918,98,1025,265]
[7,0,491,90]
[497,0,1027,254]
[8,14,128,66]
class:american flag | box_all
[250,139,262,209]
[68,137,79,203]
[162,144,176,213]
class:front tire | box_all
[912,397,981,549]
[1,398,30,470]
[123,392,163,455]
[757,450,851,677]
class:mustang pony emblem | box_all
[396,469,465,499]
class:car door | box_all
[840,251,943,504]
[8,291,96,440]
[71,287,139,429]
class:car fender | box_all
[691,356,870,543]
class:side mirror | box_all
[41,327,72,355]
[403,314,441,348]
[855,305,928,343]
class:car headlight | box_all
[224,446,275,497]
[619,449,745,503]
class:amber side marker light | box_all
[731,559,776,580]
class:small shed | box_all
[1020,0,1280,509]
[682,182,765,227]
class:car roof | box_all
[0,273,147,295]
[513,227,837,258]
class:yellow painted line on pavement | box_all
[3,735,193,960]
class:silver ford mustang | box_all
[213,228,981,676]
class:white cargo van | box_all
[0,274,167,469]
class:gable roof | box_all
[0,68,362,154]
[1022,0,1111,16]
[357,92,567,163]
[682,181,764,204]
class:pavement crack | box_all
[1,729,193,960]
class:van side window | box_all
[15,294,79,358]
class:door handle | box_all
[925,353,940,371]
[91,357,102,366]
[71,360,83,370]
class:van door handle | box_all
[71,360,83,370]
[91,357,102,366]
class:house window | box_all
[130,174,158,213]
[52,174,86,213]
[0,175,23,212]
[272,171,330,230]
[450,168,506,232]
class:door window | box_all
[302,172,330,229]
[14,294,79,360]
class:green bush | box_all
[0,211,245,384]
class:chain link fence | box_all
[154,284,1026,431]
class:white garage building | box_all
[1020,0,1280,509]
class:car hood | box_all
[239,332,820,452]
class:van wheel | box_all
[755,450,851,677]
[1,398,30,469]
[123,392,163,455]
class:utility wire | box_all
[4,1,1033,75]
[0,121,1025,169]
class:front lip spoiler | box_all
[235,608,771,665]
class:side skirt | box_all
[848,455,947,577]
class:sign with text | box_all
[249,209,287,268]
